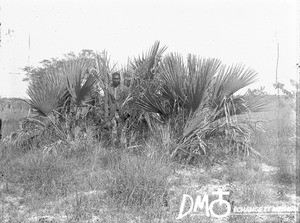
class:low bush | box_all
[236,182,274,206]
[273,151,296,186]
[5,150,78,197]
[101,153,172,215]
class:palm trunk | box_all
[104,74,109,122]
[0,118,2,141]
[296,91,300,198]
[94,53,110,122]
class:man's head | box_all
[111,72,121,88]
[123,72,131,87]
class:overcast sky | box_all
[0,0,298,98]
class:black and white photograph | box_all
[0,0,299,222]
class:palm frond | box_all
[181,107,216,141]
[26,70,66,117]
[160,54,222,115]
[184,56,222,113]
[212,64,258,100]
[206,63,266,116]
[210,94,267,122]
[63,59,97,106]
[160,53,186,102]
[160,84,178,113]
[94,51,117,89]
[243,94,269,113]
[170,108,214,158]
[136,89,169,121]
[130,41,167,79]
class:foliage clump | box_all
[19,42,266,166]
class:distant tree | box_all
[246,86,267,97]
[22,49,99,140]
[273,82,294,99]
[22,49,95,84]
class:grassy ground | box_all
[0,96,298,223]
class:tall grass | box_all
[0,97,297,222]
[100,152,172,216]
[250,98,296,186]
[4,150,78,197]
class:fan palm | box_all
[26,59,98,140]
[137,54,223,122]
[26,69,66,117]
[26,69,68,140]
[136,53,267,160]
[121,41,168,135]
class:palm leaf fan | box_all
[184,56,222,114]
[208,63,264,114]
[136,89,169,122]
[26,70,67,117]
[212,64,258,100]
[63,59,97,107]
[130,41,167,79]
[160,53,186,102]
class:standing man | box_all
[107,72,124,147]
[108,72,121,118]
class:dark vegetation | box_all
[0,42,297,223]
